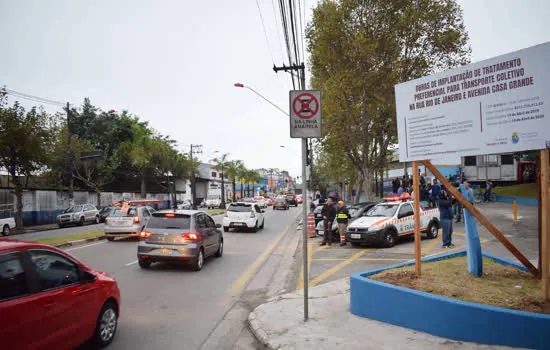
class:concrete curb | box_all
[247,207,304,350]
[55,235,106,248]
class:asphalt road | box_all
[10,222,105,241]
[66,206,302,350]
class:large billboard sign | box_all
[395,42,550,162]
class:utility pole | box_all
[274,61,310,320]
[66,102,74,206]
[189,144,202,210]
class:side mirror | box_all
[81,270,96,283]
[216,223,222,228]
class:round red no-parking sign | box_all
[292,93,319,119]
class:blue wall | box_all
[350,251,550,349]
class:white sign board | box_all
[290,90,322,138]
[395,42,550,162]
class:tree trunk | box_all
[221,175,226,209]
[140,173,146,198]
[354,177,363,204]
[240,181,244,199]
[14,183,23,230]
[97,191,101,208]
[363,170,374,202]
[232,180,236,201]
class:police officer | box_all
[336,200,350,247]
[320,198,336,246]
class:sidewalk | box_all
[248,278,525,350]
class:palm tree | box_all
[247,169,262,198]
[225,160,244,202]
[211,153,229,209]
[238,166,248,199]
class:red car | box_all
[0,239,120,349]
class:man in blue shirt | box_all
[430,179,440,208]
[464,181,474,204]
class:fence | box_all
[0,189,178,226]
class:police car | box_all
[345,196,440,248]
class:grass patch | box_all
[32,229,105,246]
[493,183,550,199]
[371,256,549,314]
[206,209,226,216]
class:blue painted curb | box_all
[496,195,538,206]
[350,250,550,350]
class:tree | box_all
[212,153,230,208]
[0,98,55,229]
[307,0,470,201]
[225,160,244,202]
[246,169,262,198]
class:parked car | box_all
[177,200,192,210]
[0,239,121,349]
[56,204,100,228]
[99,206,118,223]
[296,195,303,204]
[313,204,324,226]
[346,200,440,248]
[285,194,298,207]
[0,217,16,236]
[255,200,267,209]
[104,206,156,241]
[137,210,223,271]
[223,202,265,232]
[273,196,289,210]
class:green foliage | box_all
[307,0,470,200]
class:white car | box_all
[223,202,265,232]
[345,200,440,248]
[205,195,221,209]
[0,217,16,236]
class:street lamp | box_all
[233,83,288,117]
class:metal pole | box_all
[302,137,308,320]
[66,102,74,205]
[300,64,309,321]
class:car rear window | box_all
[147,214,191,229]
[228,204,252,212]
[110,207,137,217]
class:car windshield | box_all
[64,205,83,213]
[275,198,286,203]
[147,215,191,229]
[366,204,398,217]
[348,207,361,217]
[110,207,137,217]
[228,204,252,212]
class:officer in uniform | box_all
[336,200,350,247]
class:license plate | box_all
[157,248,172,255]
[351,234,361,239]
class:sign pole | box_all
[540,148,549,299]
[302,137,309,320]
[412,161,421,276]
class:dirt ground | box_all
[371,256,550,315]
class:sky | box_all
[1,0,549,178]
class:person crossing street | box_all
[320,198,336,246]
[336,200,350,247]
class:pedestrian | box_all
[438,190,455,248]
[464,181,474,204]
[454,181,463,223]
[397,185,404,196]
[320,198,336,246]
[430,179,441,208]
[336,200,350,247]
[461,172,466,183]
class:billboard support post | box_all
[540,148,549,299]
[412,161,421,276]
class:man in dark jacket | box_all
[336,200,350,247]
[439,190,455,248]
[320,198,336,246]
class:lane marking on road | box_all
[311,258,409,262]
[65,241,106,251]
[422,235,442,256]
[229,210,301,296]
[296,241,318,291]
[454,232,489,243]
[124,260,139,267]
[308,250,367,288]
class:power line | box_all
[255,0,275,64]
[298,0,306,68]
[1,86,65,107]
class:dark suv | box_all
[285,194,298,207]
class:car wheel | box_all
[58,223,65,229]
[92,301,118,348]
[351,242,362,248]
[382,230,397,248]
[191,248,204,271]
[106,237,115,242]
[138,258,151,268]
[223,227,229,232]
[252,222,259,233]
[260,219,265,229]
[78,216,85,226]
[1,225,10,236]
[215,240,223,257]
[426,222,439,239]
[95,215,100,224]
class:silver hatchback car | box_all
[137,210,223,271]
